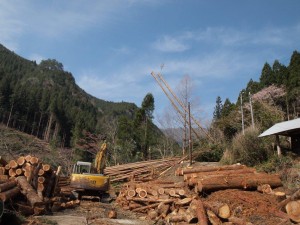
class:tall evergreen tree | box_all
[213,96,222,120]
[260,62,274,87]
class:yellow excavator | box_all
[70,141,110,200]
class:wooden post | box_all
[188,102,192,166]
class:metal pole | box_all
[188,102,192,165]
[240,92,245,135]
[249,92,255,128]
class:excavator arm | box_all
[94,141,107,174]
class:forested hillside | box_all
[0,44,168,164]
[208,50,300,169]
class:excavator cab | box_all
[72,161,92,174]
[70,161,110,199]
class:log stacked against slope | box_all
[176,163,282,193]
[104,157,182,183]
[0,155,75,216]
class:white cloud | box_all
[153,35,190,52]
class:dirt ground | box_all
[203,189,292,225]
[26,198,155,225]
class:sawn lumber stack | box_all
[116,163,289,224]
[104,157,183,182]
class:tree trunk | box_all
[36,112,43,137]
[6,102,14,127]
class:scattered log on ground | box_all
[285,200,300,223]
[207,210,222,225]
[278,189,300,209]
[192,199,208,225]
[108,210,117,219]
[228,216,253,225]
[203,201,231,219]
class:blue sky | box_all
[1,1,300,125]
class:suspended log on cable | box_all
[151,71,214,142]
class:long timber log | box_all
[190,173,282,192]
[16,176,44,207]
[0,186,20,202]
[176,164,246,176]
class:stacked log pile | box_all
[116,163,293,224]
[104,157,182,182]
[116,179,232,224]
[0,155,78,216]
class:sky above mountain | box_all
[0,0,300,125]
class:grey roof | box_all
[259,118,300,137]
